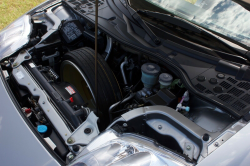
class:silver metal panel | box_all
[12,65,72,141]
[207,119,247,154]
[122,106,205,138]
[121,106,210,159]
[198,121,250,166]
[147,119,200,160]
[0,74,59,166]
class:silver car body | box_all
[0,0,250,165]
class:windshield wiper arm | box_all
[126,6,161,45]
[138,10,250,59]
[138,10,202,34]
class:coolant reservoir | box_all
[159,73,173,89]
[141,63,161,88]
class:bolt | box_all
[20,50,26,54]
[34,88,36,91]
[84,128,92,134]
[4,61,8,64]
[215,142,219,147]
[154,38,161,45]
[42,101,45,104]
[186,145,191,151]
[13,62,18,67]
[73,145,80,152]
[24,55,30,59]
[123,123,128,127]
[67,137,74,144]
[158,125,162,130]
[203,133,209,141]
[68,154,74,160]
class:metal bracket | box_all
[12,65,72,140]
[184,142,194,160]
[66,112,99,146]
[12,50,31,68]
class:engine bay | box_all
[0,3,249,165]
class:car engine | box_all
[0,3,248,165]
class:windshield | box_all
[129,0,250,47]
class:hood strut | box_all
[95,0,99,115]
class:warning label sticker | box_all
[16,71,24,80]
[29,63,36,68]
[65,86,75,95]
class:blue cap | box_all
[37,125,48,133]
[185,107,190,112]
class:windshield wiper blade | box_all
[138,10,250,59]
[138,10,202,34]
[126,6,161,45]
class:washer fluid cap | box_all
[37,125,48,134]
[141,63,160,76]
[159,73,173,83]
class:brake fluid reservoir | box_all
[141,63,161,88]
[159,73,173,89]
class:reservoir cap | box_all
[37,125,48,134]
[159,73,173,83]
[141,63,160,76]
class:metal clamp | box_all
[66,112,99,146]
[12,50,31,68]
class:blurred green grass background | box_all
[0,0,45,30]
